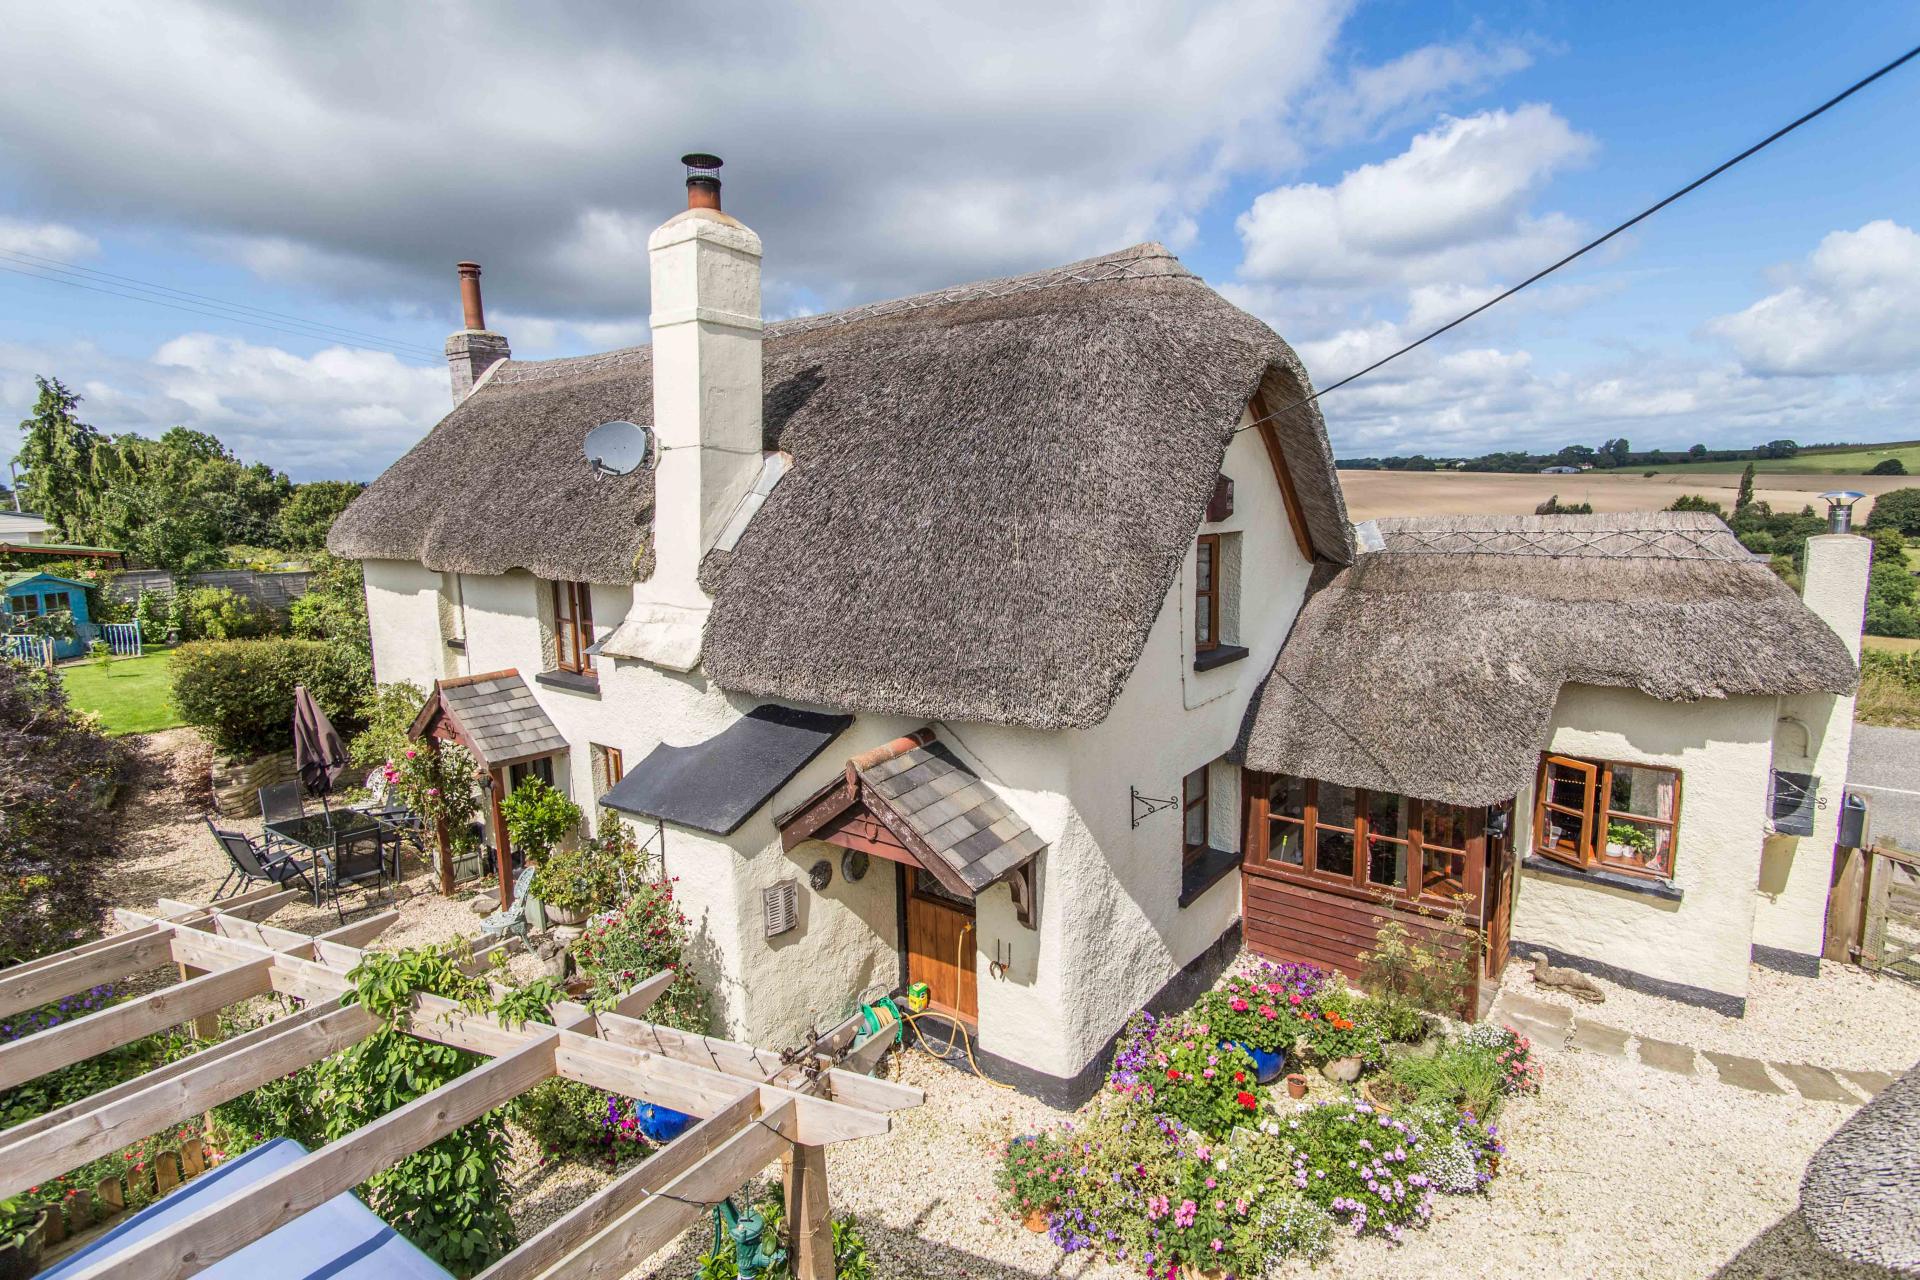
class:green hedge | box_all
[170,638,368,756]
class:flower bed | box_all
[997,959,1540,1277]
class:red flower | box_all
[1235,1091,1257,1109]
[1166,1068,1180,1081]
[1233,1070,1245,1083]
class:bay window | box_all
[1533,754,1679,880]
[1251,773,1482,907]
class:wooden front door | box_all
[905,869,977,1023]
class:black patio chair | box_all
[258,781,307,854]
[207,818,316,902]
[317,825,393,922]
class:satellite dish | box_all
[584,420,651,476]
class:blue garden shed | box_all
[2,571,95,660]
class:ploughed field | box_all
[1338,468,1908,524]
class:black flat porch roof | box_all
[601,705,854,836]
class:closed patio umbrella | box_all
[292,684,349,814]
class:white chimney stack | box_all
[600,154,764,671]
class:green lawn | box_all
[1639,441,1920,476]
[57,649,182,736]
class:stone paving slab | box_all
[1837,1068,1897,1098]
[1703,1050,1785,1094]
[1569,1021,1631,1057]
[1772,1061,1858,1103]
[1636,1036,1698,1076]
[1491,991,1572,1036]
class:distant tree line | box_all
[1339,437,1812,472]
[11,376,364,574]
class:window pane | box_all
[1318,828,1355,878]
[1422,846,1464,897]
[1267,775,1308,821]
[1366,839,1406,889]
[1366,791,1409,839]
[1602,817,1673,874]
[1542,807,1586,854]
[1196,541,1214,592]
[1609,765,1676,822]
[1422,802,1468,851]
[1545,763,1591,811]
[1318,784,1355,830]
[1196,608,1213,647]
[1269,819,1305,866]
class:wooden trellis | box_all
[0,887,920,1280]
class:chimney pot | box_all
[681,153,723,211]
[456,262,486,331]
[1819,490,1865,535]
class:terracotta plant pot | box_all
[1321,1055,1365,1084]
[1285,1072,1309,1099]
[1022,1206,1052,1233]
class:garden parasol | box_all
[292,684,349,816]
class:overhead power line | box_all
[0,250,445,364]
[1237,39,1920,436]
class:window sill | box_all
[535,669,601,697]
[1193,644,1249,673]
[1523,854,1682,902]
[1179,846,1241,908]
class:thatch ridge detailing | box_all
[334,242,1349,732]
[1238,514,1858,806]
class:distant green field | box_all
[1640,441,1920,476]
[57,649,181,736]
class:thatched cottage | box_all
[332,159,1351,1102]
[333,158,1867,1098]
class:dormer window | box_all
[552,580,595,675]
[1193,533,1247,670]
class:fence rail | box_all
[102,621,143,657]
[109,568,312,613]
[1859,845,1920,983]
[2,634,53,667]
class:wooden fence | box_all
[1858,845,1920,982]
[110,569,312,613]
[2,634,52,667]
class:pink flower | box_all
[1229,997,1248,1012]
[404,748,417,759]
[1289,991,1302,1005]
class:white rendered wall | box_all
[363,559,456,689]
[1510,684,1779,1002]
[1753,534,1871,960]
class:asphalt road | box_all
[1850,723,1920,855]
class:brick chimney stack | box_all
[444,262,511,403]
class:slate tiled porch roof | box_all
[408,670,568,768]
[857,741,1046,893]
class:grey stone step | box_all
[1636,1036,1697,1076]
[1702,1050,1784,1094]
[1772,1062,1858,1104]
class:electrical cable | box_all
[0,246,448,357]
[1231,39,1920,436]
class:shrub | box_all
[1869,457,1907,476]
[498,776,581,865]
[1376,1043,1507,1120]
[514,1078,630,1161]
[1865,487,1920,537]
[1303,988,1384,1066]
[169,637,368,755]
[1357,914,1475,1021]
[0,662,122,963]
[133,589,168,641]
[350,680,430,772]
[1460,1022,1542,1095]
[179,585,275,640]
[1154,1035,1263,1139]
[1270,1099,1435,1241]
[531,820,648,917]
[574,879,711,1033]
[995,1129,1075,1217]
[1534,494,1593,515]
[1859,650,1920,729]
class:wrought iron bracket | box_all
[1131,786,1178,830]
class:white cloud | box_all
[1237,105,1593,288]
[1310,38,1535,144]
[0,218,99,259]
[1707,220,1920,377]
[1,332,445,480]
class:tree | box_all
[13,377,101,540]
[1535,494,1594,515]
[1688,443,1708,458]
[1866,488,1920,538]
[1734,463,1757,514]
[1668,494,1725,517]
[1868,458,1908,476]
[275,481,364,550]
[1865,556,1920,638]
[0,662,122,962]
[1760,439,1799,460]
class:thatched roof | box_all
[332,243,1350,731]
[1800,1060,1920,1273]
[1237,512,1859,806]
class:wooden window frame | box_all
[1182,765,1210,867]
[592,744,625,801]
[1531,753,1681,881]
[1194,534,1221,653]
[1244,772,1485,913]
[551,580,596,675]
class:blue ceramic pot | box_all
[635,1100,696,1142]
[1225,1041,1285,1085]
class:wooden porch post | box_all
[434,817,454,898]
[783,1143,835,1280]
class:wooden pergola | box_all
[0,887,920,1279]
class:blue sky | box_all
[1,1,1916,480]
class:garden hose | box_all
[898,922,1015,1090]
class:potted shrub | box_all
[500,778,583,923]
[995,1132,1073,1232]
[1606,820,1655,863]
[1306,1007,1382,1083]
[1195,970,1312,1084]
[530,821,647,927]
